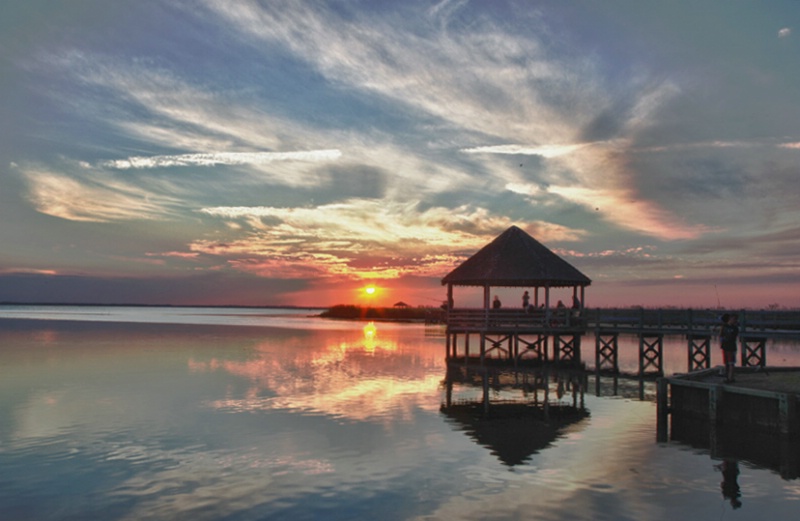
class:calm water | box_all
[1,306,799,520]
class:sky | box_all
[1,0,800,309]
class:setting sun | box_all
[364,285,376,296]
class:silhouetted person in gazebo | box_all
[493,295,502,309]
[522,291,530,309]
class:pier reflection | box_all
[715,458,742,509]
[669,414,800,481]
[441,365,589,466]
[592,373,659,401]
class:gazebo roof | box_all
[441,225,591,287]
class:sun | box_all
[364,285,376,296]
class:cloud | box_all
[635,139,776,153]
[199,0,604,143]
[195,198,586,279]
[20,165,183,222]
[546,185,708,240]
[199,199,506,247]
[47,51,331,155]
[462,143,590,158]
[779,27,791,38]
[145,251,200,259]
[47,49,480,196]
[42,2,688,241]
[103,150,342,169]
[0,268,59,276]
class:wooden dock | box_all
[445,307,800,376]
[656,367,800,478]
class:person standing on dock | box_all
[522,291,530,309]
[720,314,739,383]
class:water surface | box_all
[1,307,798,520]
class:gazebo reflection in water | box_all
[441,364,590,466]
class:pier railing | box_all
[585,308,800,338]
[445,307,800,338]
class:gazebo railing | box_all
[446,308,583,331]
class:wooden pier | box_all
[445,307,800,377]
[438,227,800,474]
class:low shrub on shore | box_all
[320,304,443,322]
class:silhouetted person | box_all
[720,314,739,383]
[522,291,530,309]
[572,295,580,309]
[492,295,502,309]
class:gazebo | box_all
[440,225,592,365]
[442,225,591,312]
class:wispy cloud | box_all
[21,166,182,222]
[462,143,590,158]
[145,251,200,259]
[49,51,325,154]
[199,0,598,143]
[103,150,342,169]
[0,268,59,276]
[547,184,709,240]
[635,139,786,153]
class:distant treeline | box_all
[320,305,444,322]
[0,302,326,310]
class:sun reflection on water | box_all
[193,323,441,423]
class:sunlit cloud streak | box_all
[0,268,59,276]
[145,251,200,260]
[636,139,800,153]
[547,185,708,240]
[103,150,342,169]
[199,199,582,247]
[462,143,590,158]
[22,167,183,222]
[195,199,586,279]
